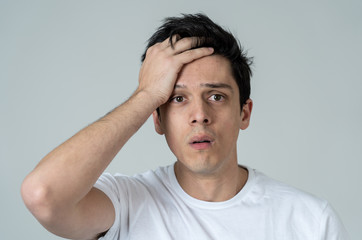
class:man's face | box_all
[153,55,252,176]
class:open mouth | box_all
[189,136,214,150]
[192,140,211,144]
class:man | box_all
[21,13,348,239]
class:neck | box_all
[174,161,248,202]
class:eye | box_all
[209,94,224,102]
[171,96,184,103]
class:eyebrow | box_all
[174,83,233,92]
[201,83,233,91]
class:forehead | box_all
[176,55,236,89]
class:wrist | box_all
[133,88,167,109]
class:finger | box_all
[170,34,181,49]
[168,37,206,54]
[159,35,186,50]
[176,47,214,65]
[157,37,173,49]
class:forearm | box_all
[22,90,158,216]
[21,36,214,239]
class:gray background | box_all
[1,0,361,239]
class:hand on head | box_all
[138,36,214,106]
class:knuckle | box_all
[184,50,197,58]
[164,56,176,66]
[145,44,163,58]
[145,46,154,56]
[148,42,162,52]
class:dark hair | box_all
[141,13,252,111]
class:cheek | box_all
[220,106,242,124]
[217,113,242,138]
[164,129,185,159]
[161,111,185,144]
[161,110,177,132]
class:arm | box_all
[21,37,213,240]
[319,203,350,240]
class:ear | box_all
[240,99,253,130]
[152,110,164,135]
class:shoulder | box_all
[94,165,172,197]
[246,168,350,238]
[247,167,329,216]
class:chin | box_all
[177,158,222,176]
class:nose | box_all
[189,99,211,125]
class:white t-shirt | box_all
[94,164,349,240]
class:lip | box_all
[189,134,215,150]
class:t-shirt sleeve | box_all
[93,172,126,240]
[318,203,350,240]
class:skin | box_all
[20,36,250,240]
[153,55,252,201]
